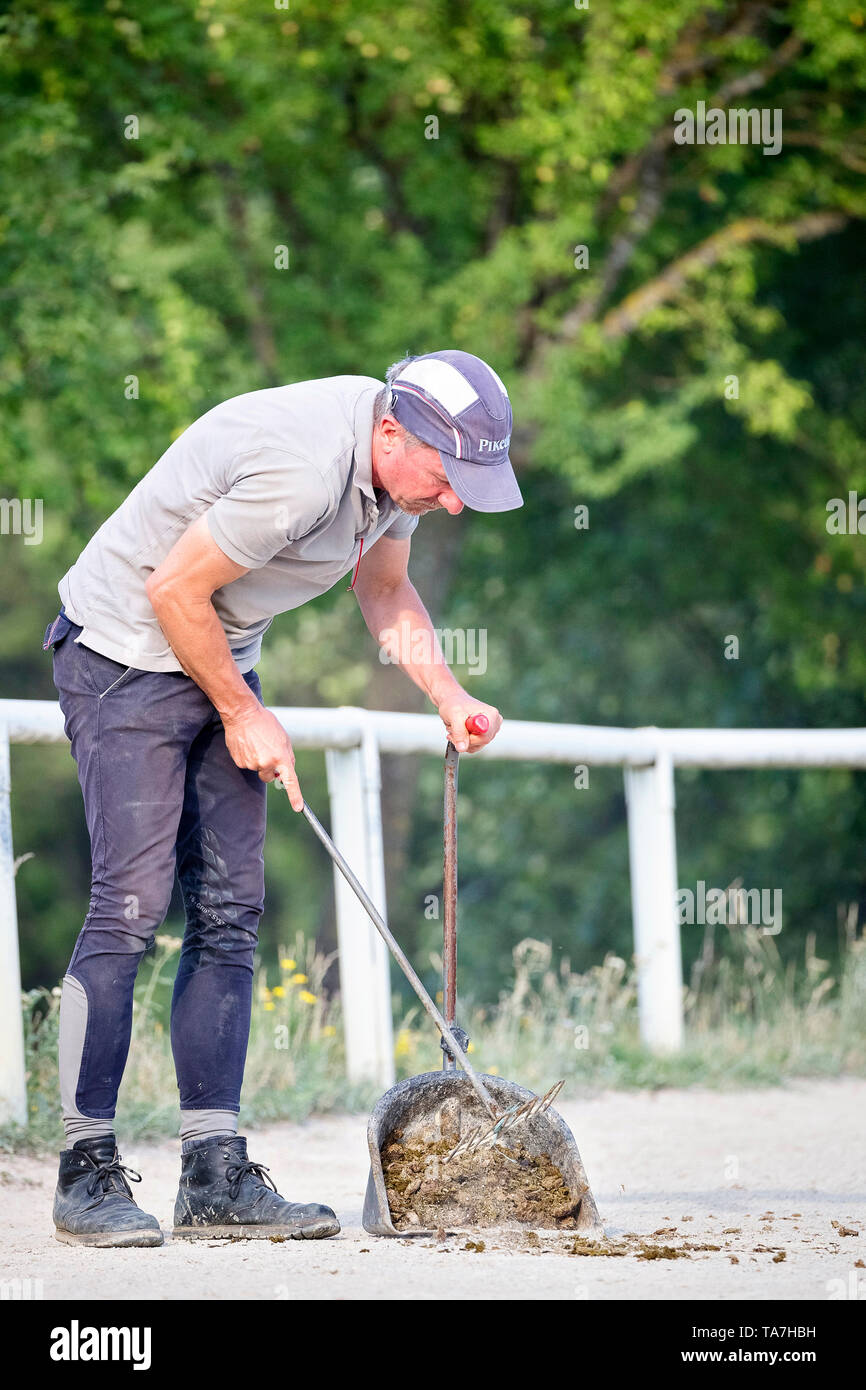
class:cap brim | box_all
[438,450,524,513]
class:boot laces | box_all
[225,1159,278,1202]
[85,1155,142,1202]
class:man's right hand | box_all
[222,704,303,811]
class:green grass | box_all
[3,932,380,1155]
[3,924,865,1155]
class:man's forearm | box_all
[142,515,304,806]
[147,587,259,721]
[356,577,462,707]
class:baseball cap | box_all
[389,350,523,513]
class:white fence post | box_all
[325,732,394,1089]
[0,724,28,1124]
[624,747,684,1053]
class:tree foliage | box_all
[1,0,865,996]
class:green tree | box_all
[1,0,864,997]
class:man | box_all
[44,349,522,1247]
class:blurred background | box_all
[2,1,865,1133]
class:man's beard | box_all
[395,497,441,515]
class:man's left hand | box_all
[436,693,503,752]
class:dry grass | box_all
[393,919,866,1092]
[4,919,865,1153]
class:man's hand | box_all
[436,694,502,753]
[222,705,304,811]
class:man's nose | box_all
[438,490,464,515]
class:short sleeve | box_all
[384,507,420,541]
[207,449,331,569]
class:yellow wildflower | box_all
[290,973,308,985]
[299,990,317,1005]
[323,1025,336,1037]
[264,1002,275,1011]
[280,958,296,971]
[272,986,285,998]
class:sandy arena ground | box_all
[2,1079,863,1301]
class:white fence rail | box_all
[2,697,866,1125]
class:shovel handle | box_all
[443,743,459,1052]
[442,714,488,1065]
[302,800,498,1121]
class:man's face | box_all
[371,418,465,516]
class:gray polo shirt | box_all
[58,375,419,673]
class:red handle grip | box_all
[465,713,489,736]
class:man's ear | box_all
[378,415,403,451]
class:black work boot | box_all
[53,1135,163,1247]
[173,1135,340,1240]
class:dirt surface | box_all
[2,1078,864,1301]
[382,1133,576,1230]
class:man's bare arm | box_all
[145,514,304,809]
[352,534,502,753]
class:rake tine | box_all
[443,1079,567,1160]
[485,1103,521,1136]
[442,1125,483,1162]
[526,1079,565,1118]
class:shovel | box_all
[303,717,602,1238]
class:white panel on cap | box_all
[485,363,509,398]
[395,359,478,415]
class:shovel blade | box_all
[362,1070,602,1238]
